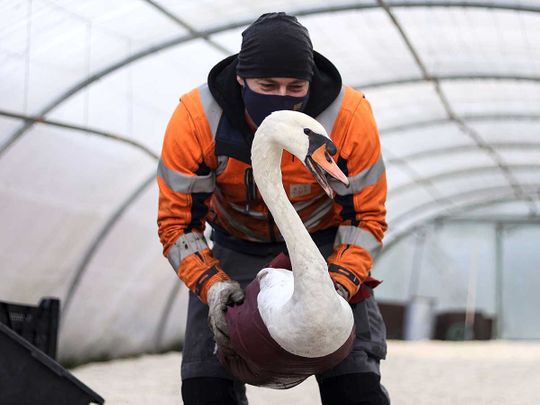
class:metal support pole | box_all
[464,245,479,340]
[404,226,434,340]
[494,223,504,338]
[407,227,427,298]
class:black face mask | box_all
[241,81,310,127]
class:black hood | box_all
[207,50,342,147]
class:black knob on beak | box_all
[326,141,337,156]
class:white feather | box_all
[251,111,354,358]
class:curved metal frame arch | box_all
[392,186,539,231]
[382,185,540,253]
[378,0,533,213]
[389,163,540,197]
[61,172,156,319]
[0,109,159,161]
[3,0,539,156]
[2,0,536,217]
[378,113,540,206]
[387,142,540,164]
[356,73,540,90]
[141,0,233,55]
[153,282,182,351]
[381,113,540,135]
[4,0,539,340]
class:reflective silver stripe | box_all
[303,198,334,230]
[329,155,385,196]
[228,202,267,219]
[167,232,209,271]
[214,188,265,219]
[315,86,345,135]
[199,84,228,176]
[293,196,321,212]
[198,83,222,139]
[292,193,332,212]
[335,225,382,258]
[213,198,261,241]
[157,159,215,193]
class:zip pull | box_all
[244,168,257,213]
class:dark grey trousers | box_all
[181,242,387,383]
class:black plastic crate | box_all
[434,311,494,340]
[378,302,406,340]
[0,297,59,359]
[0,322,104,405]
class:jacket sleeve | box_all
[327,93,388,299]
[157,98,229,304]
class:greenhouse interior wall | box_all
[374,215,540,341]
[0,1,539,368]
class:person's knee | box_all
[319,372,390,405]
[181,377,247,405]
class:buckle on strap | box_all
[194,266,219,296]
[328,264,360,286]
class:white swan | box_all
[220,110,355,388]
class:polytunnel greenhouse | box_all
[1,1,539,403]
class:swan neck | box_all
[251,131,330,292]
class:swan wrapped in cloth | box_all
[219,253,355,389]
[215,110,359,389]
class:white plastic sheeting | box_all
[374,220,540,339]
[0,1,539,363]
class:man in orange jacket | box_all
[157,12,389,405]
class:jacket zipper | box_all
[340,244,351,257]
[245,167,276,242]
[244,168,257,213]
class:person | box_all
[157,12,389,405]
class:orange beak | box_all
[311,145,350,186]
[305,144,350,198]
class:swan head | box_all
[256,110,349,197]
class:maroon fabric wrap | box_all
[219,279,355,389]
[265,252,292,270]
[349,276,382,304]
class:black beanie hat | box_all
[236,12,315,81]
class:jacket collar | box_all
[206,52,342,164]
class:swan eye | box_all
[303,128,311,135]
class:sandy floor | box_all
[71,340,540,404]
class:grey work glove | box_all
[207,280,245,353]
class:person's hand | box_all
[207,280,244,352]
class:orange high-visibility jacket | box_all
[157,84,387,303]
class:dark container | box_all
[0,297,60,359]
[0,322,105,405]
[434,311,494,340]
[378,302,406,339]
